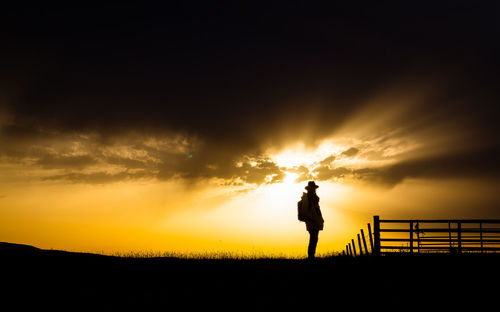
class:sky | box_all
[1,2,500,257]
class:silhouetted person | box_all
[298,181,324,259]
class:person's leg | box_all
[308,230,319,259]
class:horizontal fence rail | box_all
[343,216,500,256]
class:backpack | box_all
[297,192,311,222]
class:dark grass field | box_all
[2,242,499,310]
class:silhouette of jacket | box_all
[305,192,324,231]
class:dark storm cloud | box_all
[1,2,499,185]
[2,3,498,137]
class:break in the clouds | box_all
[1,2,499,187]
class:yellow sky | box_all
[2,141,499,258]
[1,90,499,257]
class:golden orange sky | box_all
[2,95,499,258]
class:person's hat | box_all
[305,181,319,190]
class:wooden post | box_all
[368,223,374,253]
[357,234,363,256]
[457,222,462,254]
[352,239,357,257]
[361,229,369,255]
[348,242,353,257]
[416,221,420,253]
[409,220,413,254]
[448,222,453,252]
[480,223,483,254]
[373,216,381,256]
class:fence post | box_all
[480,222,483,254]
[348,242,353,257]
[368,223,374,253]
[409,220,413,254]
[352,239,357,257]
[373,216,381,256]
[457,222,462,254]
[357,234,363,256]
[361,229,369,255]
[448,222,452,252]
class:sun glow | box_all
[282,172,299,184]
[268,141,346,168]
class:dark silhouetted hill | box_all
[1,242,499,310]
[0,242,40,251]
